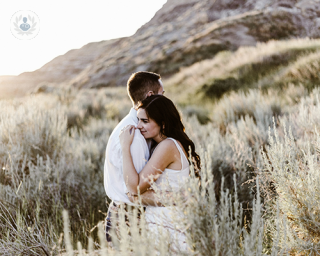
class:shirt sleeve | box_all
[123,130,149,193]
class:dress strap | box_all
[166,138,188,171]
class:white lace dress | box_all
[145,138,189,251]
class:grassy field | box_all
[1,38,320,255]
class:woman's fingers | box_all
[120,125,134,133]
[119,125,135,147]
[128,126,135,137]
[129,126,135,135]
[123,125,134,130]
[125,125,134,135]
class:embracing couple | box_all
[104,71,201,249]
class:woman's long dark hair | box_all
[138,95,201,175]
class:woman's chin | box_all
[141,132,148,138]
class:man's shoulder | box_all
[114,115,132,131]
[109,117,146,146]
[109,115,133,138]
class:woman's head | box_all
[137,95,201,171]
[137,95,181,141]
[136,107,163,142]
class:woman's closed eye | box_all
[138,118,148,123]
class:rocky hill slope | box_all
[1,0,320,98]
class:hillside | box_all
[165,38,320,106]
[1,0,320,99]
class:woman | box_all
[119,95,201,249]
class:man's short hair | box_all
[127,71,161,105]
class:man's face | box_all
[157,79,165,95]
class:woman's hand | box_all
[119,125,135,150]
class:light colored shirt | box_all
[104,108,150,205]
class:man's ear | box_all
[146,91,154,97]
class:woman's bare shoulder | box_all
[157,138,176,148]
[143,139,177,170]
[152,139,177,156]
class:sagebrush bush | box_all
[0,97,115,251]
[260,90,320,254]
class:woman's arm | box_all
[127,190,180,207]
[122,144,140,191]
[120,125,176,194]
[127,190,163,206]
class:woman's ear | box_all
[162,122,165,130]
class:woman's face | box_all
[137,108,163,142]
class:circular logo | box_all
[10,10,40,40]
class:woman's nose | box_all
[137,122,142,129]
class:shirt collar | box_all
[129,108,138,124]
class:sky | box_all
[0,0,167,76]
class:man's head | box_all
[127,71,164,108]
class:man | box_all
[104,71,164,241]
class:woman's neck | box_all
[153,134,167,144]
